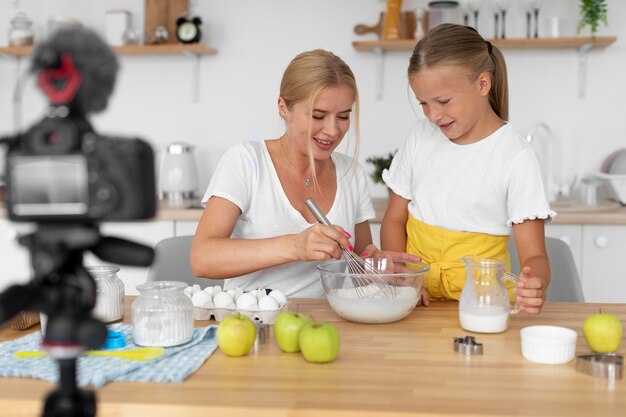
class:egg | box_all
[192,284,201,295]
[213,291,234,308]
[203,286,215,297]
[236,292,258,310]
[258,295,280,311]
[183,286,193,299]
[192,290,212,307]
[224,301,236,310]
[233,287,244,300]
[212,285,223,295]
[268,289,288,306]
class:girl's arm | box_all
[512,219,551,314]
[190,196,351,279]
[381,191,410,252]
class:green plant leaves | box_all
[577,0,608,36]
[365,150,397,185]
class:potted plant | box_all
[366,150,397,186]
[577,0,608,37]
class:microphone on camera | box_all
[31,26,119,115]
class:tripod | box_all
[0,222,154,417]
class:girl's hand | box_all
[514,266,548,315]
[360,244,428,306]
[292,223,351,262]
[359,244,422,263]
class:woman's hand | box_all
[292,223,352,262]
[514,266,548,315]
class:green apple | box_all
[298,321,340,363]
[273,310,311,353]
[583,313,623,353]
[216,313,257,357]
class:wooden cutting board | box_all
[144,0,188,44]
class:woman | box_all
[190,49,375,297]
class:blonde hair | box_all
[280,49,360,186]
[408,24,509,121]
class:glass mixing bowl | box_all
[317,258,429,324]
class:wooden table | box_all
[0,299,624,417]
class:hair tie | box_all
[486,41,493,55]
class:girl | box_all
[381,24,556,314]
[190,49,375,298]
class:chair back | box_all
[507,236,584,302]
[148,235,221,289]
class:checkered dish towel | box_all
[0,323,218,388]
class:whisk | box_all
[304,198,397,299]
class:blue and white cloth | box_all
[0,323,218,388]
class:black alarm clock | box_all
[175,16,202,44]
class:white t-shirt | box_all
[201,141,375,298]
[383,120,556,235]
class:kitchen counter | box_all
[0,299,624,417]
[1,197,625,225]
[155,197,626,225]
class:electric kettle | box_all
[159,142,199,205]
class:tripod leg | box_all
[43,358,96,417]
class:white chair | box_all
[508,237,585,302]
[148,235,222,289]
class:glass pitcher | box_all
[459,256,520,333]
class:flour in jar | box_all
[326,285,419,323]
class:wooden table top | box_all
[0,299,624,417]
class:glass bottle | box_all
[87,266,125,323]
[132,281,193,347]
[8,12,34,46]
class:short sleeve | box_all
[506,148,557,226]
[201,145,257,212]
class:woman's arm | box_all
[512,219,551,314]
[190,196,351,279]
[380,191,410,252]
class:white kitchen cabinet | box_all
[544,224,583,278]
[581,225,626,303]
[82,221,174,295]
[0,220,33,291]
[174,221,199,237]
[370,222,381,249]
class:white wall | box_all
[0,0,624,199]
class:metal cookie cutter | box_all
[575,353,623,380]
[453,336,483,355]
[254,319,269,347]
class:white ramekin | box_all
[520,325,578,364]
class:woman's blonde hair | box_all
[280,49,360,185]
[408,24,509,121]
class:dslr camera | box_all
[5,114,156,222]
[2,26,155,222]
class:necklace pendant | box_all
[305,178,311,188]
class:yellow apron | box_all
[406,215,511,301]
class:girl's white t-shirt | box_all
[201,141,375,298]
[383,120,556,236]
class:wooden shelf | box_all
[353,36,618,52]
[0,43,217,57]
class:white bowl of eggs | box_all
[184,285,289,324]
